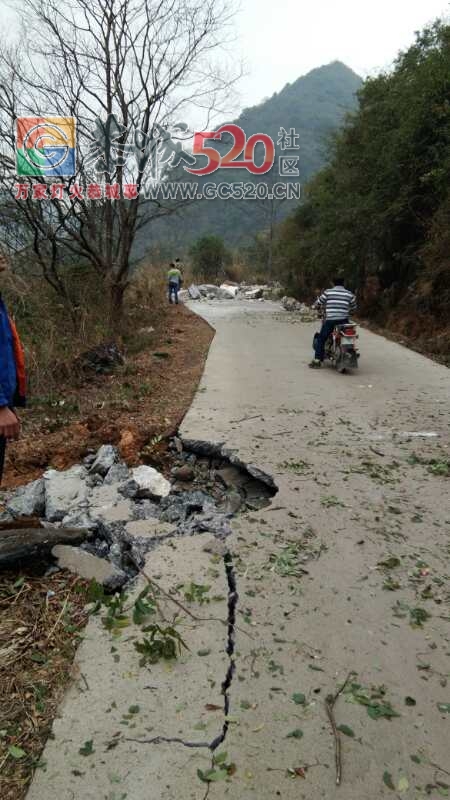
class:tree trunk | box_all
[110,282,126,326]
[0,526,89,566]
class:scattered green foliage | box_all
[344,681,400,721]
[321,495,345,508]
[378,556,401,570]
[197,751,236,784]
[134,624,188,665]
[132,587,157,625]
[383,577,401,591]
[183,582,211,605]
[8,745,27,760]
[79,739,95,756]
[409,607,431,628]
[278,459,311,475]
[383,771,395,790]
[269,543,307,577]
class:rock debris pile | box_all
[1,441,276,589]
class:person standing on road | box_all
[0,255,26,482]
[309,276,357,368]
[167,260,183,305]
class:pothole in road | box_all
[0,437,278,587]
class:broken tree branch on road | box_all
[325,671,355,786]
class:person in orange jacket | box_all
[0,255,26,481]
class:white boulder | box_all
[131,465,171,500]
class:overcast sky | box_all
[2,0,449,124]
[235,0,449,110]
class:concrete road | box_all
[28,300,450,800]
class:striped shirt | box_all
[315,285,357,320]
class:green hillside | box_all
[136,61,362,254]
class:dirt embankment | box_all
[2,304,214,488]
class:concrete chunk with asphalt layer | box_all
[44,466,89,522]
[89,444,119,476]
[88,484,135,525]
[6,478,45,518]
[52,545,127,590]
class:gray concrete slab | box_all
[28,300,450,800]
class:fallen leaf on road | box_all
[337,724,355,737]
[79,739,95,756]
[286,729,304,739]
[383,771,395,790]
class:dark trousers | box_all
[314,318,348,361]
[168,282,179,304]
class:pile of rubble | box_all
[183,281,284,303]
[182,282,317,320]
[1,442,276,589]
[281,296,318,321]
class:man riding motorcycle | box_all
[309,277,357,368]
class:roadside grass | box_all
[0,571,89,800]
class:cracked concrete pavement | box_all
[28,300,450,800]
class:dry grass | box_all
[0,570,89,800]
[2,259,168,398]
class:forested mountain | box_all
[277,21,450,359]
[136,61,361,253]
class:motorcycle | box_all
[313,316,360,373]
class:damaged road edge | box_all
[181,437,278,492]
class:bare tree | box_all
[252,172,288,278]
[0,0,239,318]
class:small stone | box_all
[244,288,263,300]
[173,465,195,482]
[223,490,243,515]
[104,463,131,485]
[85,473,103,488]
[132,499,160,520]
[6,478,45,518]
[188,284,201,300]
[131,465,171,500]
[89,445,119,477]
[52,545,127,589]
[118,479,140,499]
[62,510,97,533]
[215,466,247,488]
[172,437,183,454]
